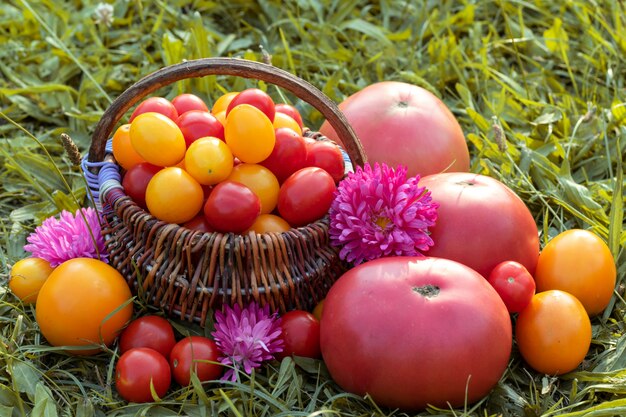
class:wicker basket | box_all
[85,58,366,325]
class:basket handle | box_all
[88,58,366,167]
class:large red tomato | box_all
[320,257,511,411]
[319,81,469,177]
[420,172,540,278]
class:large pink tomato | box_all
[319,81,469,177]
[320,256,512,411]
[420,172,540,278]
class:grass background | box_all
[0,0,625,416]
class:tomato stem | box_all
[413,285,440,298]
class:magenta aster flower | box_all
[23,207,108,267]
[212,302,283,381]
[329,163,438,265]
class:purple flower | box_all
[24,207,108,267]
[329,163,439,265]
[212,302,283,381]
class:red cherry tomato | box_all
[487,261,536,313]
[171,93,209,115]
[278,167,336,227]
[177,110,225,146]
[169,336,222,386]
[122,163,162,209]
[115,347,171,403]
[305,140,345,183]
[119,315,177,358]
[278,310,321,359]
[226,88,275,122]
[183,214,214,233]
[129,97,178,122]
[274,103,303,129]
[203,180,261,233]
[260,128,307,183]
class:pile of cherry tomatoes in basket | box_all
[112,89,345,233]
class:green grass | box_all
[1,0,625,415]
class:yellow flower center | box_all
[374,216,391,230]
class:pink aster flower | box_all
[329,162,438,265]
[212,302,283,381]
[24,207,108,267]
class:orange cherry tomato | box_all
[130,112,186,167]
[273,112,302,135]
[145,167,204,224]
[312,298,325,321]
[227,163,280,214]
[112,124,146,170]
[211,91,239,115]
[184,137,234,185]
[225,104,275,163]
[214,110,226,127]
[246,214,291,234]
[535,229,616,316]
[35,258,133,355]
[9,257,55,304]
[515,290,591,375]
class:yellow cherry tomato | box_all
[225,104,275,163]
[227,163,280,214]
[184,137,234,185]
[9,257,55,304]
[211,91,239,115]
[145,167,204,224]
[130,112,186,167]
[273,112,303,135]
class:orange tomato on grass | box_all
[534,229,616,316]
[35,258,133,355]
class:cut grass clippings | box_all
[1,0,625,416]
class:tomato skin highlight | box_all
[115,347,171,403]
[487,261,535,313]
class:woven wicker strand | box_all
[87,58,366,324]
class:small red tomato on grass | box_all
[119,315,177,358]
[169,336,223,386]
[278,310,321,359]
[487,261,535,313]
[115,347,171,403]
